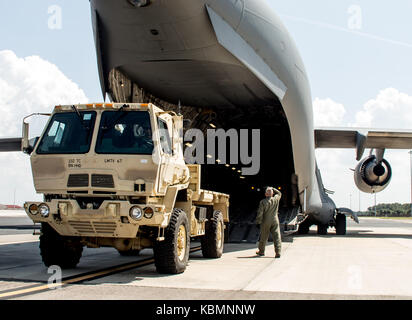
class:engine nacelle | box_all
[354,156,392,193]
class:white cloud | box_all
[0,50,88,205]
[314,89,412,211]
[354,88,412,129]
[313,97,346,127]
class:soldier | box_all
[256,187,282,258]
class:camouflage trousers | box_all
[258,215,282,255]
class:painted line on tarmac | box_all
[0,246,201,299]
[0,240,39,246]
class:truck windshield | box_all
[95,111,154,155]
[36,111,96,154]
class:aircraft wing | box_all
[0,138,22,152]
[315,128,412,160]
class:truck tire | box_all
[117,249,140,256]
[39,223,83,269]
[201,210,224,259]
[154,209,190,274]
[335,214,347,235]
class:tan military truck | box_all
[22,103,229,274]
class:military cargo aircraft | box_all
[86,0,412,235]
[3,0,412,236]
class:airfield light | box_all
[39,204,50,218]
[232,167,236,171]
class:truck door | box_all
[156,114,175,194]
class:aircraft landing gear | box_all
[335,213,347,235]
[297,217,312,235]
[317,223,328,235]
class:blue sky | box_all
[270,0,412,116]
[0,0,101,102]
[0,0,411,209]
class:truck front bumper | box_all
[24,199,168,238]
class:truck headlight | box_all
[29,204,39,215]
[39,204,50,217]
[129,206,142,220]
[143,207,154,219]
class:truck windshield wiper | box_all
[71,105,89,130]
[102,104,130,131]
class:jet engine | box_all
[354,156,392,193]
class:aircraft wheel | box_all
[335,214,347,235]
[154,209,190,274]
[297,218,312,235]
[40,223,83,269]
[317,223,328,235]
[201,210,224,258]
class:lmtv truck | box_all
[23,103,229,274]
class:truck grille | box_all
[69,221,117,236]
[67,174,89,188]
[69,221,94,233]
[93,222,117,235]
[91,174,114,188]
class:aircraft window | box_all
[95,111,154,155]
[36,111,96,154]
[158,119,172,155]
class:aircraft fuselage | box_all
[90,0,330,225]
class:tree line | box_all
[357,203,412,217]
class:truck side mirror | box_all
[22,122,30,153]
[22,113,50,155]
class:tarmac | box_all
[1,210,412,300]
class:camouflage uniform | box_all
[256,188,282,256]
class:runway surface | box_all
[1,210,412,300]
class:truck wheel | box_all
[39,223,83,269]
[154,209,190,274]
[117,249,140,256]
[201,210,224,258]
[335,214,347,235]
